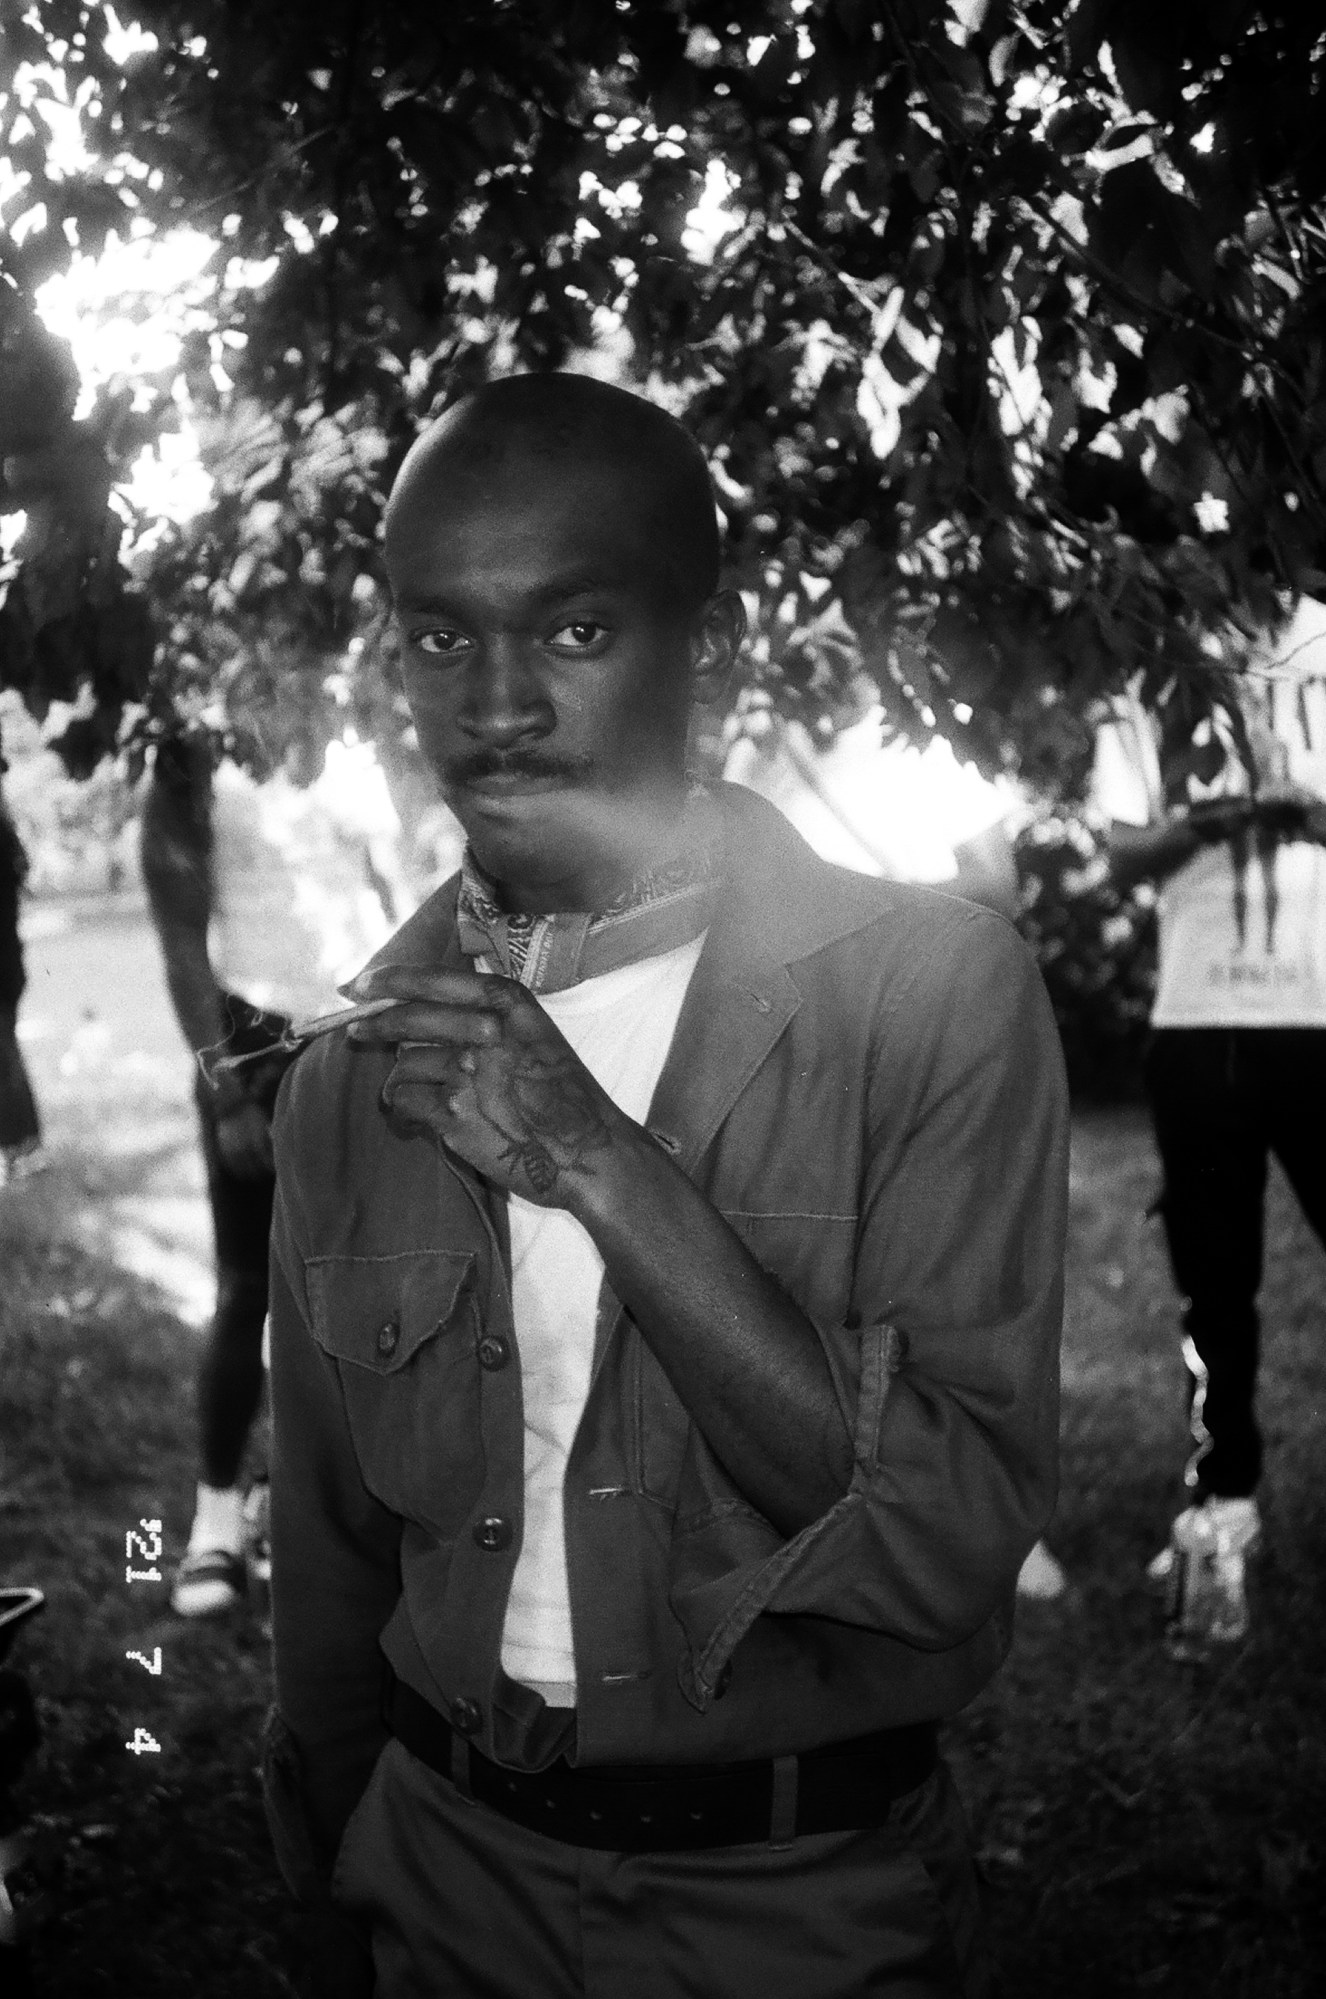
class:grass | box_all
[0,1194,300,1996]
[2,1103,1325,1995]
[949,1111,1326,1997]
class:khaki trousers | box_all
[332,1737,992,1998]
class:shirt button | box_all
[450,1698,482,1735]
[375,1319,399,1358]
[476,1334,509,1371]
[473,1515,513,1552]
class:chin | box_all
[461,801,574,885]
[462,791,656,911]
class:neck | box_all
[456,786,721,994]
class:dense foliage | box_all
[1,1,1324,780]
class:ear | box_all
[689,588,746,706]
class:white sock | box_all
[188,1482,245,1555]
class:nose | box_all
[457,636,553,750]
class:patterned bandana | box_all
[456,792,723,994]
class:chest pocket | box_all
[306,1250,484,1539]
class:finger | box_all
[348,1002,505,1047]
[379,1079,451,1137]
[387,1042,475,1086]
[342,965,512,1007]
[381,1073,476,1133]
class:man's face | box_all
[388,457,700,910]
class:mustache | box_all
[445,746,595,783]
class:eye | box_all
[411,627,470,657]
[547,619,608,652]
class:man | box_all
[265,373,1068,1997]
[142,728,408,1615]
[1096,602,1326,1641]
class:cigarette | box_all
[204,996,399,1077]
[288,995,400,1040]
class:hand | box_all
[1185,797,1255,844]
[214,1098,275,1178]
[344,967,623,1209]
[1250,783,1325,841]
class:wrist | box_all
[562,1110,661,1233]
[1180,806,1224,848]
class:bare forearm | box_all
[153,920,230,1057]
[571,1123,854,1535]
[1107,815,1202,891]
[142,765,226,1056]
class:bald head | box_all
[384,374,721,613]
[382,372,747,911]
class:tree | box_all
[2,0,1324,786]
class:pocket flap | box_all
[306,1252,474,1374]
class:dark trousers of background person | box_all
[192,994,290,1490]
[0,808,40,1156]
[1144,1026,1326,1499]
[0,1005,40,1153]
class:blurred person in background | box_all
[142,724,412,1617]
[0,761,43,1186]
[1095,596,1326,1643]
[727,705,1067,1602]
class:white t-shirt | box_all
[497,935,705,1707]
[209,749,403,1019]
[725,707,1013,883]
[1093,601,1326,1027]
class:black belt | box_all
[384,1676,938,1852]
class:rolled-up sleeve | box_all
[265,1065,402,1890]
[671,913,1068,1699]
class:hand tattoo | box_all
[477,1047,611,1200]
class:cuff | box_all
[671,1321,904,1710]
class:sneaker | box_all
[1148,1495,1261,1584]
[1157,1496,1261,1655]
[170,1547,247,1618]
[1016,1539,1068,1600]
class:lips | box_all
[462,769,563,798]
[448,754,591,799]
